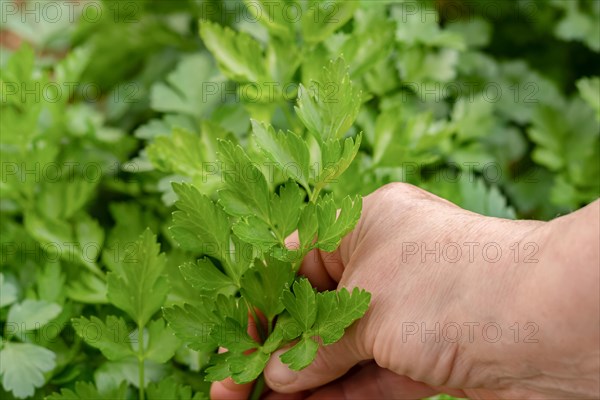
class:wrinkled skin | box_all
[212,183,600,399]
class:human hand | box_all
[212,183,600,399]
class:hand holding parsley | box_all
[213,184,599,399]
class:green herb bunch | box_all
[163,57,370,390]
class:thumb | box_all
[264,325,369,393]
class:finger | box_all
[285,229,347,291]
[211,378,254,400]
[264,324,367,393]
[435,386,468,398]
[285,231,338,291]
[263,390,308,400]
[306,363,440,400]
[299,247,339,291]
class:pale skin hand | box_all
[212,183,600,399]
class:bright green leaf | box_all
[217,140,271,222]
[200,21,267,82]
[316,195,362,252]
[163,302,218,352]
[296,58,362,142]
[150,53,223,117]
[281,278,317,331]
[36,262,65,304]
[270,181,306,240]
[302,1,358,44]
[179,258,238,296]
[577,77,600,119]
[279,337,319,371]
[170,183,237,277]
[313,287,371,344]
[210,317,258,353]
[146,376,206,400]
[240,258,295,320]
[233,216,280,252]
[251,120,311,189]
[229,350,270,384]
[47,381,128,400]
[145,319,181,363]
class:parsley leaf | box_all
[217,140,271,222]
[251,119,311,190]
[316,195,362,252]
[302,1,358,44]
[200,21,267,82]
[150,53,222,117]
[240,257,295,320]
[296,58,362,142]
[6,299,61,339]
[270,181,306,240]
[316,135,363,190]
[179,258,238,296]
[107,229,168,327]
[281,278,317,331]
[163,302,219,352]
[278,278,371,370]
[227,351,270,384]
[170,183,247,280]
[279,337,319,371]
[47,381,128,400]
[144,319,182,364]
[72,315,134,361]
[0,273,18,308]
[577,77,600,119]
[0,342,56,398]
[314,287,371,344]
[146,377,207,400]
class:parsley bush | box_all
[0,1,598,399]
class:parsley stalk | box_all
[137,323,145,400]
[250,375,266,400]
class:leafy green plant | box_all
[163,58,370,394]
[72,229,180,400]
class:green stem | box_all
[137,323,145,400]
[309,185,322,203]
[249,373,266,400]
[291,246,310,273]
[245,298,266,342]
